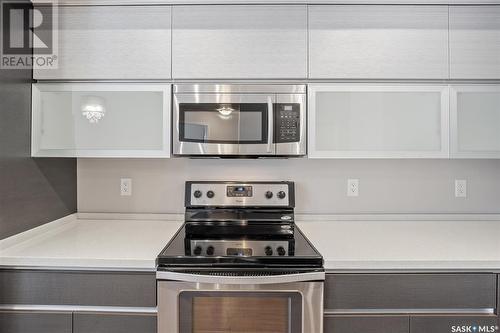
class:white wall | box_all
[78,158,500,214]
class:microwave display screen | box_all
[179,103,268,144]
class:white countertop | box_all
[297,217,500,271]
[0,214,183,271]
[1,213,500,272]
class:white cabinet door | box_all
[172,5,307,79]
[33,6,171,80]
[450,6,500,79]
[450,85,500,158]
[309,5,449,79]
[32,83,171,158]
[308,85,449,158]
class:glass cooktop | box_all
[157,224,323,269]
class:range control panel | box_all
[275,103,301,143]
[186,181,294,207]
[189,240,292,257]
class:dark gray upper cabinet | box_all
[172,5,307,79]
[308,5,449,79]
[325,274,496,310]
[450,6,500,79]
[33,6,171,80]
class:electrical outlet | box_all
[120,178,132,196]
[455,179,467,198]
[347,179,359,197]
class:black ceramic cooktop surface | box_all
[156,224,323,269]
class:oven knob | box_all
[265,246,273,256]
[277,246,286,256]
[193,190,202,198]
[277,191,286,199]
[206,246,215,256]
[265,191,273,199]
[193,246,202,256]
[206,190,215,199]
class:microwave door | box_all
[237,95,275,156]
[174,94,275,156]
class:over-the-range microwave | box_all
[172,84,306,157]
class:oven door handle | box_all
[156,271,325,284]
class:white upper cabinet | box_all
[450,6,500,79]
[172,5,307,79]
[34,6,171,80]
[308,5,449,79]
[450,85,500,158]
[308,85,450,158]
[32,83,171,158]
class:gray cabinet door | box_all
[73,313,156,333]
[33,6,171,80]
[410,316,498,333]
[325,274,496,311]
[172,5,307,79]
[309,5,449,79]
[0,270,156,307]
[324,315,409,333]
[450,6,500,79]
[0,311,72,333]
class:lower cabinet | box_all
[0,312,156,333]
[324,273,500,333]
[325,273,496,310]
[0,311,72,333]
[0,270,156,307]
[73,313,157,333]
[324,315,409,333]
[0,269,157,333]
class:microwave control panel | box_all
[275,103,301,143]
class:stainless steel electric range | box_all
[156,181,324,333]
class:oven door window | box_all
[178,291,302,333]
[178,103,268,144]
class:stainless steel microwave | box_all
[172,84,306,157]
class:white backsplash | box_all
[78,158,500,214]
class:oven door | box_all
[173,94,275,156]
[157,271,324,333]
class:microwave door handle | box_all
[267,97,274,153]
